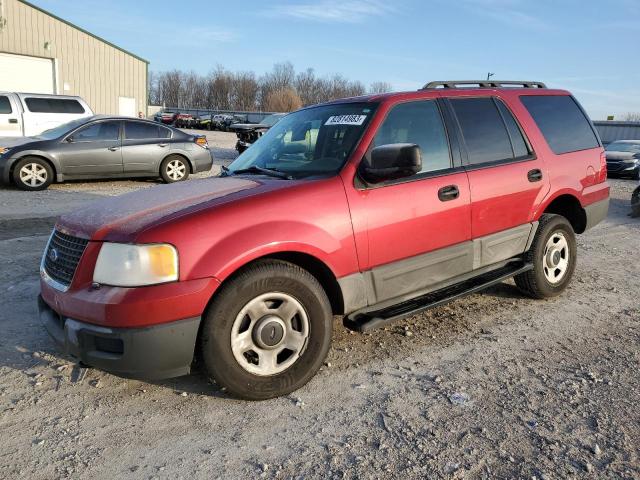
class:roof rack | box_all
[422,80,547,90]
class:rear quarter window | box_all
[25,98,85,114]
[520,95,599,154]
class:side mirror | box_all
[360,143,422,183]
[66,136,75,143]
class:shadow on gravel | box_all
[0,217,58,240]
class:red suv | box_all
[38,80,609,400]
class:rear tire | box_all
[160,155,189,183]
[200,260,332,400]
[12,157,53,191]
[515,214,577,299]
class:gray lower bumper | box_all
[584,197,610,231]
[38,295,200,380]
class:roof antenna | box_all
[486,72,495,81]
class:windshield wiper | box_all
[230,165,293,180]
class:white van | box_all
[0,92,93,137]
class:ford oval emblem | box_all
[48,247,59,262]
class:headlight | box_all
[93,243,178,287]
[0,147,12,157]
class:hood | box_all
[57,176,290,241]
[0,136,42,149]
[606,151,637,161]
[230,123,270,131]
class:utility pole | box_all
[486,72,495,81]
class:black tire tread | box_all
[200,259,332,400]
[515,214,576,299]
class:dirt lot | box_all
[0,135,638,479]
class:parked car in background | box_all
[174,113,196,129]
[0,115,212,190]
[219,114,244,131]
[605,140,640,179]
[231,113,286,153]
[37,80,608,400]
[0,92,93,137]
[155,111,177,125]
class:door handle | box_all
[157,143,168,147]
[527,169,543,182]
[8,118,18,124]
[107,146,119,152]
[438,185,459,202]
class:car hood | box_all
[606,151,637,161]
[56,176,293,242]
[231,123,270,131]
[0,136,43,149]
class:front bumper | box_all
[39,295,200,379]
[606,161,639,176]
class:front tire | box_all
[12,157,53,191]
[160,155,189,183]
[515,214,577,299]
[200,260,332,400]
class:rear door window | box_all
[0,96,12,114]
[450,97,514,165]
[520,95,599,154]
[373,100,451,173]
[25,98,85,114]
[124,121,171,140]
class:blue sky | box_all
[34,0,640,119]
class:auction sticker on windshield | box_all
[325,115,368,126]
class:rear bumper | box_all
[39,295,200,379]
[193,149,214,173]
[584,197,609,231]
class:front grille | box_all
[43,230,89,288]
[606,163,623,173]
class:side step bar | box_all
[343,262,533,333]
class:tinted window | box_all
[496,100,529,158]
[521,95,599,154]
[0,96,12,114]
[373,100,451,173]
[73,121,120,141]
[25,98,85,114]
[451,98,513,165]
[125,122,171,139]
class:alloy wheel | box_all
[166,159,186,181]
[19,163,48,187]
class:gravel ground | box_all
[0,138,638,479]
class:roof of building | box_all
[18,0,149,64]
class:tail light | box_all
[598,150,607,183]
[195,136,208,149]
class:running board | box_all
[343,262,533,333]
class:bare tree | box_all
[149,62,390,111]
[232,72,259,111]
[624,112,640,122]
[369,81,393,94]
[263,88,303,112]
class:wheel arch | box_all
[206,251,345,317]
[9,154,58,182]
[539,193,587,234]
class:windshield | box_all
[228,102,378,179]
[605,142,640,153]
[38,117,90,140]
[261,114,284,127]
